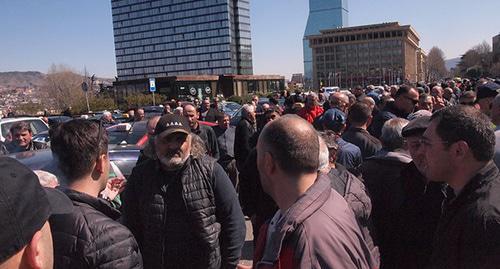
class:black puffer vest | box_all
[135,156,221,269]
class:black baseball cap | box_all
[154,114,191,138]
[0,157,73,263]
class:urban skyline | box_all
[1,0,499,80]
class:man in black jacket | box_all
[184,103,220,159]
[343,102,382,159]
[422,106,500,268]
[48,119,143,269]
[123,114,246,269]
[391,115,447,269]
[234,104,256,170]
[369,85,419,138]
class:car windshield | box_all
[107,121,147,145]
[1,119,49,138]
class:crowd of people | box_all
[1,77,500,269]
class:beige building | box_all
[307,22,425,89]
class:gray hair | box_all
[380,118,409,151]
[318,135,330,173]
[102,111,112,117]
[241,104,255,119]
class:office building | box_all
[110,0,286,97]
[307,22,425,89]
[111,0,253,81]
[303,0,348,89]
[494,34,500,62]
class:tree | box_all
[457,41,493,78]
[42,64,85,111]
[425,47,448,82]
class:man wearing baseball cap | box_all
[123,114,246,269]
[0,157,72,269]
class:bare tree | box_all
[457,41,493,78]
[42,64,85,111]
[425,47,448,82]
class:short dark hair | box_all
[49,119,108,181]
[260,115,319,176]
[431,105,495,162]
[216,112,230,122]
[348,102,372,124]
[10,121,32,134]
[395,85,415,98]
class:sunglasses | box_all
[405,96,419,105]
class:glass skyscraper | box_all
[111,0,253,81]
[303,0,348,88]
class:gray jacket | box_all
[256,174,375,268]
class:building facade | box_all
[111,0,253,82]
[494,34,500,62]
[113,75,285,100]
[307,22,425,89]
[303,0,348,89]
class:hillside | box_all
[445,57,461,71]
[0,71,46,88]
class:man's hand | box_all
[101,177,126,201]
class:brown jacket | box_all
[253,174,376,269]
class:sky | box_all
[0,0,499,80]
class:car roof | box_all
[0,117,45,124]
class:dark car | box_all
[47,116,72,127]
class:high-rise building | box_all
[111,0,253,82]
[493,34,500,62]
[307,22,425,89]
[303,0,348,89]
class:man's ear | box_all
[25,230,43,269]
[451,141,470,160]
[94,153,108,174]
[367,115,373,127]
[264,152,276,175]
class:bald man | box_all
[184,104,219,159]
[253,115,375,268]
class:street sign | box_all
[149,78,156,92]
[81,82,88,92]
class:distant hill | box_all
[445,57,461,71]
[0,71,46,88]
[0,71,114,89]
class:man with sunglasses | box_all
[369,85,419,139]
[48,119,143,269]
[422,106,500,268]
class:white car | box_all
[0,117,49,142]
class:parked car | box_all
[8,145,142,179]
[47,116,72,128]
[221,101,241,118]
[0,117,49,142]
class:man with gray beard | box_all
[122,114,246,269]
